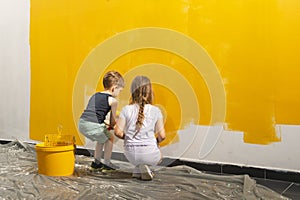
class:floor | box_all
[197,170,300,199]
[0,141,299,199]
[254,178,300,200]
[163,159,300,199]
[80,149,300,199]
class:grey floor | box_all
[183,169,300,199]
[190,170,300,199]
[157,158,300,199]
[254,178,300,200]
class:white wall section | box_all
[0,0,31,141]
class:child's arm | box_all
[155,118,166,144]
[108,97,118,128]
[114,117,125,139]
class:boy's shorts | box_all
[78,118,111,143]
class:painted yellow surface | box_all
[30,0,300,145]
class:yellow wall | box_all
[30,0,300,145]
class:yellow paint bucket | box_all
[35,142,75,176]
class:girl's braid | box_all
[130,76,153,137]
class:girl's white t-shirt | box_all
[119,104,163,146]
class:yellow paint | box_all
[30,0,300,145]
[153,84,181,147]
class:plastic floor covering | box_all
[0,141,290,200]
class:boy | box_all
[78,71,124,170]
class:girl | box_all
[114,76,166,180]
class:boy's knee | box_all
[109,135,114,142]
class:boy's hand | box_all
[104,122,114,130]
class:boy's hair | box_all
[103,71,125,89]
[130,76,153,133]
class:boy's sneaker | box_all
[139,164,154,181]
[90,161,103,170]
[102,162,119,170]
